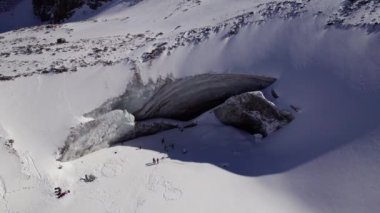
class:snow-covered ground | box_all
[0,0,380,212]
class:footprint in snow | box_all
[146,174,183,201]
[162,180,182,201]
[101,161,123,178]
[0,177,5,199]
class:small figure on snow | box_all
[54,187,62,196]
[153,158,156,164]
[80,174,96,183]
[156,158,159,164]
[54,187,70,199]
[57,190,70,199]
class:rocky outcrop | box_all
[32,0,110,22]
[134,74,276,121]
[214,91,293,137]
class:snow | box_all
[0,0,380,212]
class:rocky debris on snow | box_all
[256,1,308,20]
[168,1,308,50]
[134,74,276,121]
[327,0,380,32]
[0,32,155,78]
[214,91,293,137]
[141,42,168,62]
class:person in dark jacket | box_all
[57,190,70,199]
[54,187,62,196]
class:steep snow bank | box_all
[0,63,131,171]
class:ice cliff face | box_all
[134,74,276,121]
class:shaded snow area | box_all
[0,0,40,33]
[0,0,380,213]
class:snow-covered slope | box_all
[0,0,380,212]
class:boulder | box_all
[214,91,293,137]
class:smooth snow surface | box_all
[0,0,380,212]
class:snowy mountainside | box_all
[0,0,379,81]
[0,0,380,213]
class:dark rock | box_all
[56,38,67,44]
[214,91,293,137]
[0,74,14,81]
[271,88,279,99]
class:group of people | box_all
[54,187,70,199]
[152,158,160,164]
